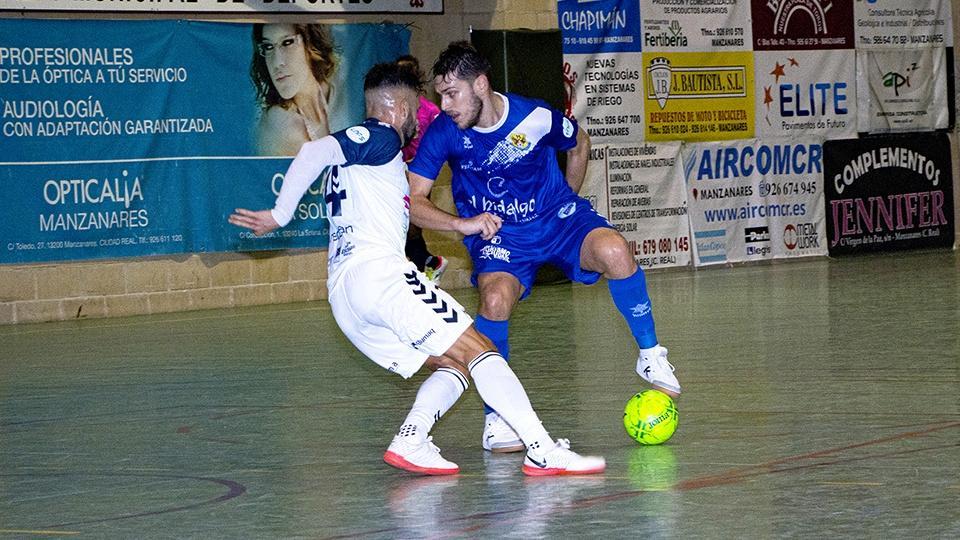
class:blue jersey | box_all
[409,93,580,224]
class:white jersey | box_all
[269,119,472,378]
[271,119,410,285]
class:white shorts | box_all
[328,255,474,379]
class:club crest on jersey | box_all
[462,135,473,149]
[346,126,370,144]
[562,117,575,138]
[508,132,530,150]
[557,202,577,219]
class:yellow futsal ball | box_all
[623,390,678,445]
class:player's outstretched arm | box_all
[408,171,502,240]
[228,209,280,237]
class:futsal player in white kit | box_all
[229,62,604,477]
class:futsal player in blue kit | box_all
[229,63,604,476]
[408,42,681,453]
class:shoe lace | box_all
[555,438,571,450]
[424,436,442,454]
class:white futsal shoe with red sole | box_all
[522,439,606,477]
[384,435,459,475]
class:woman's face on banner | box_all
[261,24,313,100]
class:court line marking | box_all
[0,303,325,337]
[322,420,960,539]
[0,530,79,536]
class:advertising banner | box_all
[639,0,752,52]
[754,49,856,139]
[823,133,954,255]
[855,47,950,133]
[854,0,953,49]
[683,138,827,266]
[579,142,691,270]
[643,51,754,141]
[558,0,645,143]
[0,19,409,264]
[0,0,443,14]
[751,0,854,51]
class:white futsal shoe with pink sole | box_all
[522,439,606,476]
[384,435,459,475]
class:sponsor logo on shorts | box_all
[479,245,511,262]
[411,328,437,349]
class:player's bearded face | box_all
[437,75,483,130]
[400,106,418,146]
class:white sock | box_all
[468,351,554,453]
[395,367,468,441]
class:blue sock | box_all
[474,315,510,415]
[607,268,658,349]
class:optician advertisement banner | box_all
[0,0,443,14]
[823,133,954,255]
[854,0,952,49]
[683,138,827,266]
[580,142,691,270]
[754,49,856,139]
[856,47,950,133]
[640,0,752,52]
[0,19,409,264]
[558,0,645,143]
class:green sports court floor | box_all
[2,250,958,538]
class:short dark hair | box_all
[363,62,421,92]
[395,55,426,93]
[431,41,491,82]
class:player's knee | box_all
[478,282,519,320]
[425,355,471,379]
[592,235,636,278]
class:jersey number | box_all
[324,166,347,217]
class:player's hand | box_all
[457,212,502,240]
[228,208,280,236]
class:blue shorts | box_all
[463,197,614,300]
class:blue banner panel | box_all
[557,0,642,55]
[823,132,955,255]
[0,19,409,264]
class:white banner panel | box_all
[754,49,857,139]
[0,0,443,13]
[564,53,646,143]
[683,138,827,266]
[856,47,949,133]
[580,142,691,270]
[640,0,752,52]
[855,0,953,49]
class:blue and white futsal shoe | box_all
[637,345,681,395]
